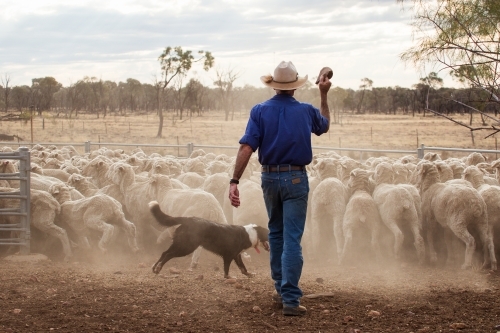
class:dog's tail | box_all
[148,201,182,227]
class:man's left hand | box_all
[229,183,240,207]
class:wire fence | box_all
[1,141,500,162]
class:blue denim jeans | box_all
[261,169,309,308]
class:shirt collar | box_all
[271,94,296,102]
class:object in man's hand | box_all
[315,67,333,84]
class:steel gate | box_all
[0,147,31,254]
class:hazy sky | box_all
[0,0,446,90]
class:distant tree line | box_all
[1,73,499,124]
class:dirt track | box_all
[1,250,499,333]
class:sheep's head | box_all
[339,158,362,182]
[149,160,170,176]
[373,162,393,185]
[67,174,89,186]
[415,161,439,187]
[347,168,370,194]
[448,161,465,179]
[165,159,182,176]
[462,165,484,186]
[434,161,453,182]
[465,152,486,166]
[313,158,339,180]
[30,163,43,174]
[392,163,409,184]
[423,152,441,162]
[189,149,206,159]
[83,157,107,175]
[48,183,72,203]
[1,160,17,173]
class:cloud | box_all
[0,0,433,89]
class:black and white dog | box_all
[149,201,270,278]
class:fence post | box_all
[18,147,31,255]
[187,143,193,157]
[417,144,425,159]
[85,141,91,154]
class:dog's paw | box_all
[152,263,162,274]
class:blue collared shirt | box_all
[239,94,329,166]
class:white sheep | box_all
[82,156,114,188]
[31,173,84,201]
[176,172,205,189]
[202,172,230,208]
[416,162,496,270]
[48,183,139,254]
[462,165,500,263]
[308,176,349,261]
[31,163,71,182]
[0,187,73,261]
[0,160,19,187]
[105,162,164,250]
[372,162,425,263]
[340,168,384,265]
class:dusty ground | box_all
[1,250,499,333]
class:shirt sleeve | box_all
[238,106,261,152]
[310,105,329,136]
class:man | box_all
[229,61,331,316]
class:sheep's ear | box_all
[98,161,104,166]
[118,166,124,171]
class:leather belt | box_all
[261,165,305,173]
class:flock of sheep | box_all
[0,144,499,272]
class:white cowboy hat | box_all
[260,61,308,90]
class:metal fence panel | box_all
[0,147,31,254]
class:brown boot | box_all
[283,305,307,316]
[272,290,283,308]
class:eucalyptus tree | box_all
[401,0,499,96]
[32,77,61,114]
[329,86,348,123]
[1,74,11,112]
[213,66,239,121]
[356,78,373,113]
[400,0,500,137]
[11,85,30,112]
[156,46,214,137]
[142,83,157,113]
[184,78,205,116]
[125,78,143,113]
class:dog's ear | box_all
[254,226,269,242]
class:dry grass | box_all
[2,110,500,160]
